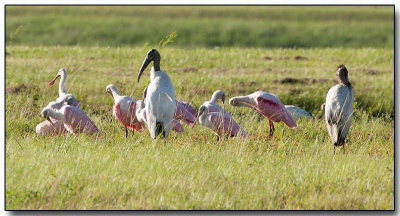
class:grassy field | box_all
[5,46,394,210]
[5,6,394,48]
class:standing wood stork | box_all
[48,68,79,108]
[193,105,247,140]
[142,87,196,126]
[325,65,354,153]
[284,105,312,119]
[36,94,78,135]
[202,90,230,117]
[137,49,176,141]
[106,84,145,138]
[41,104,99,136]
[135,100,184,134]
[229,91,297,136]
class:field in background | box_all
[5,46,394,209]
[6,6,394,48]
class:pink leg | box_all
[269,120,275,136]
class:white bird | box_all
[284,105,312,119]
[325,65,354,153]
[202,90,230,117]
[48,68,79,108]
[137,49,176,142]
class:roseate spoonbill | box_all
[36,95,78,135]
[106,84,145,138]
[229,91,297,136]
[135,100,184,134]
[41,105,99,136]
[137,49,176,141]
[142,87,196,126]
[202,90,230,117]
[193,105,247,140]
[325,65,354,153]
[48,68,79,108]
[285,105,312,119]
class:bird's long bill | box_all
[46,116,56,127]
[137,58,151,82]
[192,109,204,129]
[48,75,61,86]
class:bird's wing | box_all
[175,102,196,125]
[256,96,297,128]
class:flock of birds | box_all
[36,49,354,152]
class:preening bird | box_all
[193,105,247,140]
[229,91,297,136]
[137,49,176,141]
[48,68,79,108]
[201,90,230,117]
[325,65,354,153]
[41,104,99,136]
[284,105,312,119]
[106,84,145,138]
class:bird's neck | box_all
[47,108,64,121]
[110,88,120,101]
[338,73,352,89]
[210,94,219,104]
[153,58,160,71]
[59,71,67,96]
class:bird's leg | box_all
[125,126,128,138]
[269,120,275,137]
[216,136,220,141]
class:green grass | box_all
[5,46,394,210]
[5,6,394,48]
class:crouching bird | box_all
[137,49,176,142]
[325,65,354,153]
[229,91,297,136]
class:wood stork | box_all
[284,105,312,119]
[48,68,79,108]
[106,84,145,138]
[229,91,297,136]
[135,100,184,134]
[193,105,247,140]
[325,65,354,153]
[137,49,176,141]
[41,104,99,136]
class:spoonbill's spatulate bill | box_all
[137,49,176,141]
[194,105,247,140]
[48,68,79,108]
[106,84,145,138]
[41,105,99,136]
[325,65,354,153]
[229,91,297,136]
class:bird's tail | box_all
[155,121,165,138]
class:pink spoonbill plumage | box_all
[229,91,297,136]
[106,84,145,138]
[193,105,247,140]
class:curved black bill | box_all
[137,58,151,83]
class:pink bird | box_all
[48,68,80,108]
[36,95,78,135]
[136,100,184,134]
[229,91,297,136]
[41,105,99,136]
[106,84,145,137]
[193,105,247,140]
[202,90,231,117]
[143,87,197,127]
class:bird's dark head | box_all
[137,49,161,83]
[336,64,352,88]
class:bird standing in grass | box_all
[193,105,247,140]
[137,49,176,142]
[229,91,297,136]
[106,84,145,138]
[325,65,354,153]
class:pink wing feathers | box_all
[175,101,196,126]
[114,102,145,132]
[209,113,247,138]
[256,96,297,129]
[36,117,68,135]
[176,100,197,118]
[63,106,99,136]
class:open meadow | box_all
[5,6,394,210]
